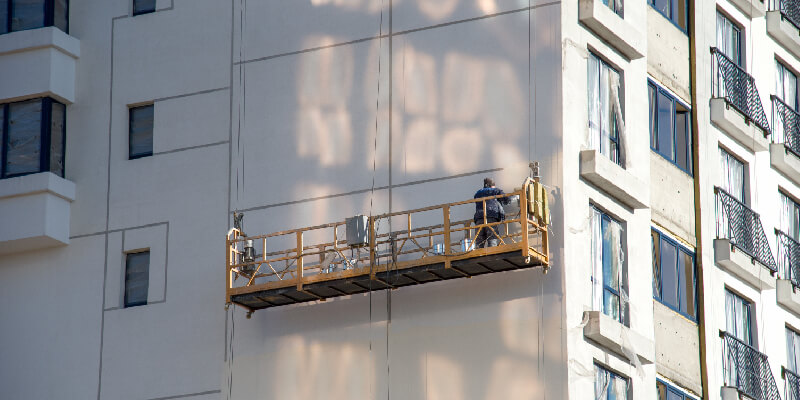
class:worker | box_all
[473,177,511,248]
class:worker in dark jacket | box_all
[474,178,511,248]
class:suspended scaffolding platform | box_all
[226,178,550,312]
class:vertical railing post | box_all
[369,216,376,277]
[226,235,232,303]
[296,231,304,291]
[521,183,530,259]
[443,205,451,269]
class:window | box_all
[778,192,800,280]
[774,61,798,144]
[591,207,627,324]
[719,148,745,203]
[717,12,742,67]
[595,364,629,400]
[652,229,696,320]
[788,328,800,374]
[0,98,66,179]
[0,0,68,34]
[588,53,624,166]
[649,0,688,32]
[124,251,149,307]
[133,0,156,16]
[649,82,692,174]
[602,0,623,17]
[725,289,753,346]
[657,380,695,400]
[128,104,153,159]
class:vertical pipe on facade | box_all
[688,0,710,398]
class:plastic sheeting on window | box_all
[594,364,628,400]
[587,54,625,166]
[590,208,626,325]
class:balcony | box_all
[579,149,649,209]
[711,48,771,153]
[729,0,767,17]
[721,331,781,400]
[771,97,800,184]
[776,231,800,314]
[783,367,800,400]
[714,188,777,290]
[578,0,645,60]
[768,0,800,58]
[226,179,550,313]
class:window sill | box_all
[727,0,766,18]
[579,149,649,209]
[713,238,776,290]
[578,0,644,59]
[710,98,770,153]
[777,279,800,315]
[770,143,800,186]
[767,11,800,59]
[582,311,654,364]
[0,172,75,255]
[0,27,80,104]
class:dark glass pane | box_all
[0,0,9,33]
[50,101,65,177]
[679,250,695,317]
[676,111,689,171]
[676,0,687,30]
[660,240,678,309]
[129,105,153,158]
[655,0,670,17]
[6,99,42,176]
[133,0,156,15]
[667,389,682,400]
[604,290,620,322]
[0,107,4,171]
[657,91,674,160]
[649,84,656,149]
[11,0,45,31]
[652,230,661,298]
[125,252,149,307]
[53,0,67,32]
[657,382,667,400]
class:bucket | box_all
[461,239,474,252]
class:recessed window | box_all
[133,0,156,16]
[649,82,692,174]
[128,104,153,159]
[591,206,627,325]
[657,380,694,400]
[0,0,69,34]
[719,148,746,203]
[595,364,629,400]
[0,98,66,179]
[602,0,623,17]
[716,11,742,67]
[648,0,688,32]
[652,229,696,320]
[588,53,624,167]
[774,60,799,146]
[725,289,753,345]
[124,251,149,308]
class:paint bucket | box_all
[433,243,445,255]
[461,239,474,252]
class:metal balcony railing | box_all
[777,230,800,286]
[784,367,800,400]
[770,0,800,30]
[711,47,772,136]
[721,331,782,400]
[715,187,778,271]
[772,96,800,158]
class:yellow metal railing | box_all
[226,178,549,304]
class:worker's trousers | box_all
[475,217,502,248]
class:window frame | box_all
[132,0,156,16]
[1,0,69,35]
[656,379,697,400]
[649,80,693,175]
[776,60,799,111]
[652,229,697,321]
[591,205,628,326]
[0,97,66,179]
[128,103,154,160]
[588,52,625,167]
[595,363,630,400]
[787,326,800,374]
[124,250,150,308]
[725,288,754,346]
[719,147,747,204]
[716,10,743,68]
[648,0,689,33]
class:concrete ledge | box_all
[721,386,740,400]
[578,0,645,59]
[728,0,766,17]
[580,149,649,209]
[767,11,800,59]
[711,98,770,152]
[0,27,80,104]
[714,239,776,290]
[0,172,76,255]
[770,143,800,185]
[777,279,800,315]
[583,311,654,365]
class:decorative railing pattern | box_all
[770,0,800,30]
[711,47,772,136]
[785,367,800,400]
[715,187,778,271]
[777,230,800,286]
[721,331,782,400]
[773,96,800,158]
